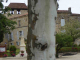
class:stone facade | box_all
[56,7,80,45]
[56,8,71,33]
[1,3,28,48]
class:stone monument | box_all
[20,36,27,57]
[16,36,27,57]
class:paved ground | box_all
[0,53,80,60]
[0,52,27,60]
[56,53,80,60]
[0,57,27,60]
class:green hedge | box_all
[9,46,16,52]
[58,47,80,53]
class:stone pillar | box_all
[20,36,27,57]
[27,0,57,60]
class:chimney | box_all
[68,7,71,13]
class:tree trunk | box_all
[27,0,57,60]
[0,31,4,43]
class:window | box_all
[17,31,23,40]
[5,33,8,39]
[18,20,21,26]
[11,43,14,45]
[17,10,21,14]
[10,32,14,40]
[16,42,19,45]
[10,9,14,14]
[19,31,22,36]
[61,19,65,26]
[10,33,12,40]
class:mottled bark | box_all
[27,0,57,60]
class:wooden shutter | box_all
[22,30,24,36]
[61,19,65,26]
[17,31,19,40]
[11,32,14,40]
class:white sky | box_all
[2,0,80,14]
[58,0,80,14]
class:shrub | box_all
[58,47,80,53]
[3,52,8,57]
[73,44,78,47]
[11,53,15,57]
[3,54,8,57]
[9,46,16,52]
[79,44,80,47]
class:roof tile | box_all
[8,3,28,9]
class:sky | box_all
[2,0,80,14]
[2,0,28,6]
[58,0,80,14]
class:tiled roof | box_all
[71,13,80,16]
[8,3,28,9]
[57,10,69,13]
[9,13,28,19]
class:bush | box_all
[9,46,16,52]
[73,44,78,47]
[58,47,80,53]
[78,44,80,47]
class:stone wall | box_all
[56,8,80,45]
[2,15,28,48]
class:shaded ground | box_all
[56,53,80,60]
[59,52,77,56]
[0,53,80,60]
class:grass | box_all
[7,49,20,52]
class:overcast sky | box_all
[2,0,80,14]
[2,0,28,6]
[58,0,80,14]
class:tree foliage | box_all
[56,19,80,57]
[0,1,17,43]
[56,33,73,57]
[61,20,80,41]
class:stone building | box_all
[5,3,28,18]
[1,3,28,48]
[56,7,71,33]
[56,7,80,45]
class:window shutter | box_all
[19,42,21,44]
[16,42,19,45]
[10,11,11,14]
[20,11,21,14]
[13,11,14,14]
[17,11,18,14]
[22,30,24,36]
[11,32,14,40]
[17,31,19,40]
[61,19,65,26]
[18,42,19,45]
[12,43,13,45]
